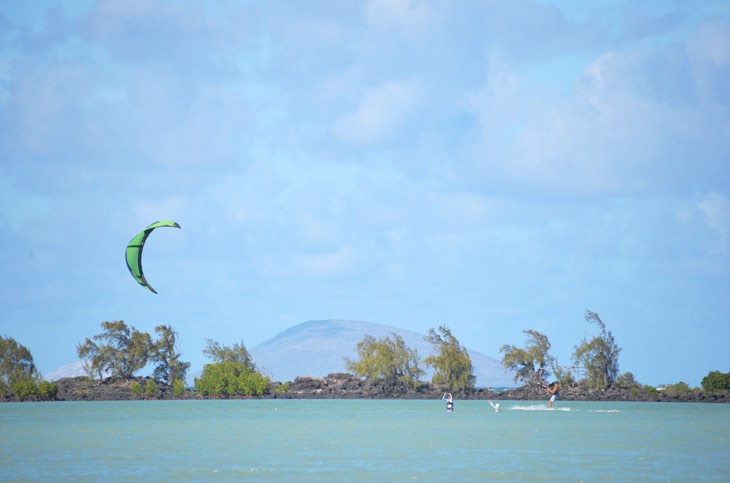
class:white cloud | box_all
[465,19,729,196]
[697,192,730,254]
[333,79,423,144]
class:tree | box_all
[196,339,269,397]
[77,321,153,380]
[344,333,424,388]
[1,335,38,388]
[499,330,555,387]
[424,325,475,392]
[1,336,57,401]
[572,310,621,389]
[203,339,255,370]
[701,370,730,393]
[195,361,270,397]
[151,325,191,385]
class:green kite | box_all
[125,220,181,294]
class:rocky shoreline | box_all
[9,373,725,403]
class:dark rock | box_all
[10,374,730,403]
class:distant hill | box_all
[44,361,112,381]
[44,361,87,381]
[250,319,514,388]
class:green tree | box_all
[77,321,153,380]
[701,370,730,393]
[613,372,641,390]
[344,333,424,389]
[37,380,58,400]
[0,336,56,401]
[499,330,555,387]
[151,325,191,385]
[1,335,39,388]
[194,361,270,397]
[572,310,621,389]
[424,325,475,392]
[662,381,693,397]
[203,339,255,370]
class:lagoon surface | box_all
[1,399,728,481]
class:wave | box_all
[510,404,571,411]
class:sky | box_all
[1,0,728,387]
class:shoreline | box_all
[6,373,728,403]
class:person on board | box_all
[488,400,500,413]
[442,392,454,412]
[546,381,560,409]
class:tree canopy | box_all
[499,330,555,387]
[77,321,190,384]
[344,333,424,389]
[701,370,730,393]
[424,325,475,392]
[77,321,153,380]
[151,325,191,385]
[196,339,268,396]
[203,339,255,370]
[1,335,38,388]
[572,310,621,389]
[1,335,57,400]
[194,361,270,397]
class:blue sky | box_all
[1,0,728,387]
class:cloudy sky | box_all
[1,0,728,387]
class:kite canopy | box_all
[125,220,181,294]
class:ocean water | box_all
[1,399,728,481]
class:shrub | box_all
[701,370,730,393]
[195,361,270,397]
[37,380,58,400]
[144,379,158,398]
[644,385,658,397]
[614,372,641,390]
[130,381,142,398]
[173,379,185,397]
[275,381,291,394]
[663,381,693,397]
[11,379,39,401]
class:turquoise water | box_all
[1,399,728,481]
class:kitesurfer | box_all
[546,381,560,409]
[488,400,500,413]
[442,392,454,412]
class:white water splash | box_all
[510,404,572,411]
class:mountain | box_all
[44,361,109,381]
[250,319,515,388]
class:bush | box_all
[144,379,158,398]
[662,381,693,397]
[195,361,270,397]
[275,381,291,394]
[701,370,730,393]
[644,385,658,397]
[131,381,142,398]
[173,379,186,397]
[37,380,58,400]
[614,372,641,390]
[11,379,39,401]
